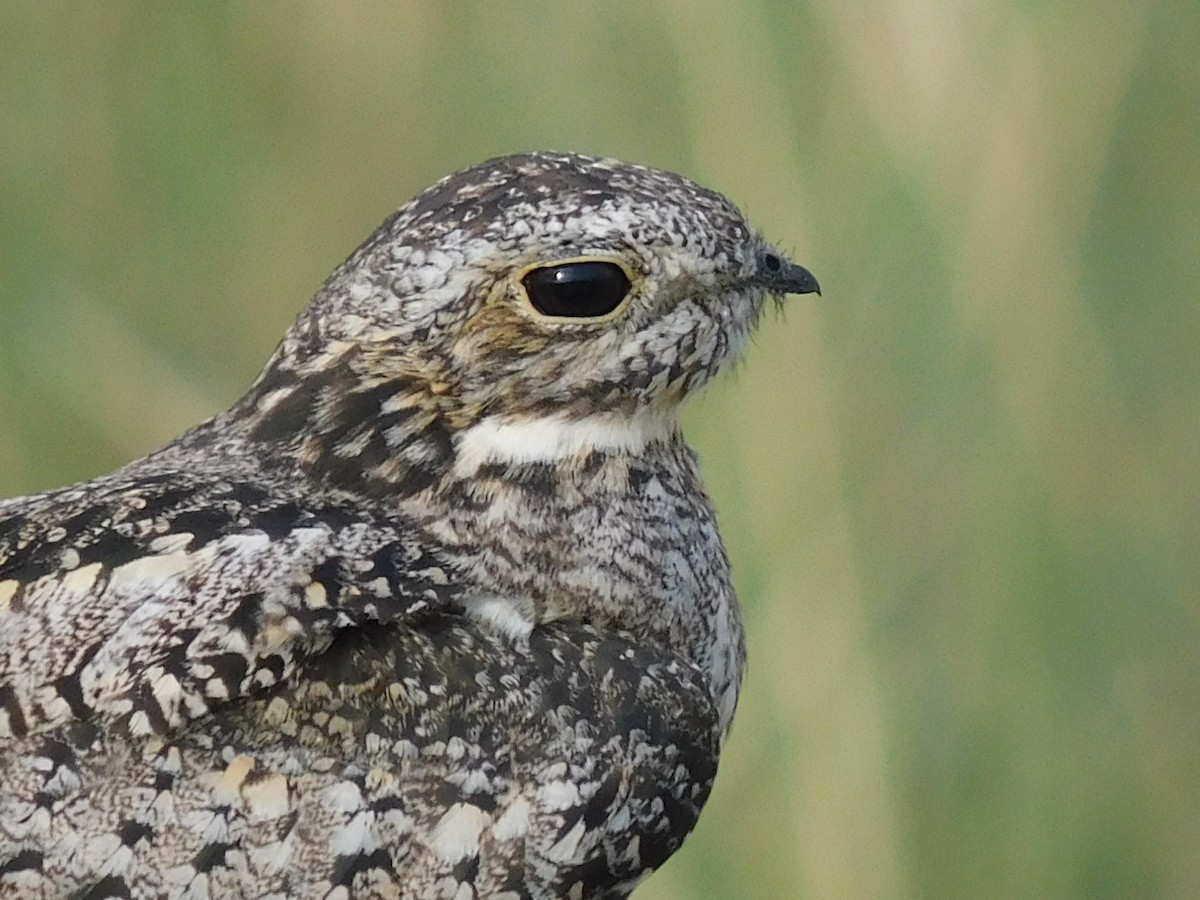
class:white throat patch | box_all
[453,410,678,476]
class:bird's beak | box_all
[757,251,820,296]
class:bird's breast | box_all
[413,439,747,734]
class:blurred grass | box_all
[2,2,1198,897]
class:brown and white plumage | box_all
[0,152,818,898]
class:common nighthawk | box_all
[0,151,818,899]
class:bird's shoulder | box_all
[0,466,458,741]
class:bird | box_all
[0,151,819,899]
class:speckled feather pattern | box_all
[0,152,817,898]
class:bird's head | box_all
[243,152,818,494]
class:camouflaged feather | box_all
[0,151,817,899]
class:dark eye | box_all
[521,261,632,319]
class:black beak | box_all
[757,250,820,296]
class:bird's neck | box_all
[229,348,466,499]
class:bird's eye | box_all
[521,261,632,320]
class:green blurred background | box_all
[1,3,1197,897]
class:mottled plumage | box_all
[0,152,818,899]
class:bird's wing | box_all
[182,618,721,898]
[0,472,456,741]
